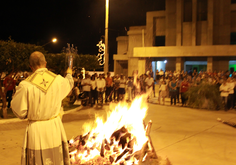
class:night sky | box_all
[0,0,165,70]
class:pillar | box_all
[192,0,197,46]
[114,60,123,75]
[207,57,213,72]
[176,57,183,72]
[207,0,214,45]
[138,59,146,76]
[128,58,139,76]
[176,0,183,46]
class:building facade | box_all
[113,0,236,77]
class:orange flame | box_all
[70,94,149,164]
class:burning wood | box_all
[68,95,170,165]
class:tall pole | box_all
[104,0,109,73]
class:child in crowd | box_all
[158,81,167,105]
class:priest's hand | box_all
[66,68,72,75]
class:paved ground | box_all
[1,101,236,165]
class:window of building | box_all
[231,33,236,44]
[183,0,192,22]
[197,0,208,21]
[155,36,165,46]
[232,0,236,4]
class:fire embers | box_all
[68,121,157,165]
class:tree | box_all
[46,53,101,75]
[0,39,46,118]
[45,53,66,75]
[74,54,101,71]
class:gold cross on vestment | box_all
[40,79,49,87]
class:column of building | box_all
[175,0,183,72]
[207,0,214,72]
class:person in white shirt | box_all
[126,77,133,101]
[220,79,229,111]
[158,80,167,105]
[227,77,235,110]
[119,74,126,101]
[81,72,92,106]
[159,69,164,78]
[11,51,73,165]
[90,75,97,106]
[96,74,106,104]
[145,73,154,102]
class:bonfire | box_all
[68,95,170,165]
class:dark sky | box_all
[0,0,165,70]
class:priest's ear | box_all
[29,65,34,72]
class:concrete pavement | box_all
[1,103,236,165]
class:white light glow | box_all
[52,38,57,43]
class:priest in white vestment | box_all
[11,51,74,165]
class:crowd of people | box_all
[156,68,236,110]
[71,71,156,106]
[71,68,236,111]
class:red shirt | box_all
[180,81,189,93]
[3,77,16,91]
[106,77,113,87]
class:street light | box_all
[104,0,109,73]
[42,38,57,46]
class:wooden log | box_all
[138,121,153,164]
[138,141,149,164]
[109,155,115,164]
[143,120,146,129]
[145,121,158,159]
[145,121,152,136]
[115,148,130,163]
[118,133,131,149]
[111,126,128,141]
[105,144,110,151]
[100,139,105,157]
[127,137,136,149]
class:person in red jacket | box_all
[3,73,16,108]
[180,77,189,106]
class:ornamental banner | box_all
[26,70,57,93]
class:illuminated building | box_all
[113,0,236,76]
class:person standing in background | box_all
[180,77,189,106]
[126,77,133,102]
[113,74,120,102]
[81,72,92,106]
[105,72,113,103]
[90,75,97,106]
[227,77,234,110]
[96,74,106,104]
[220,79,229,111]
[3,73,16,109]
[145,73,154,102]
[119,74,126,101]
[169,77,177,105]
